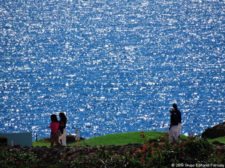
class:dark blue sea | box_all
[0,0,224,140]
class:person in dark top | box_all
[172,104,181,122]
[170,109,179,127]
[172,103,182,136]
[169,103,181,143]
[58,112,67,146]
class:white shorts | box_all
[169,125,179,143]
[59,129,67,146]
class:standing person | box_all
[58,112,67,146]
[169,104,180,143]
[49,114,60,147]
[172,103,182,137]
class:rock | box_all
[216,145,225,155]
[0,137,7,146]
[202,122,225,138]
[66,135,76,143]
[66,135,85,144]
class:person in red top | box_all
[49,114,60,147]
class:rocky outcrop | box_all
[0,137,7,146]
[202,122,225,139]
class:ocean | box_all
[0,0,224,140]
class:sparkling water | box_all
[0,0,224,139]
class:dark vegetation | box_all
[0,132,225,168]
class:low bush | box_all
[131,134,223,167]
[0,133,224,167]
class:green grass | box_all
[32,132,225,147]
[32,131,166,147]
[73,131,165,146]
[208,136,225,144]
[32,139,50,147]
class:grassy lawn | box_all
[208,136,225,144]
[33,131,165,147]
[32,132,225,147]
[73,131,165,146]
[32,138,51,147]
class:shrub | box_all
[131,134,221,167]
[182,138,214,163]
[0,148,40,168]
